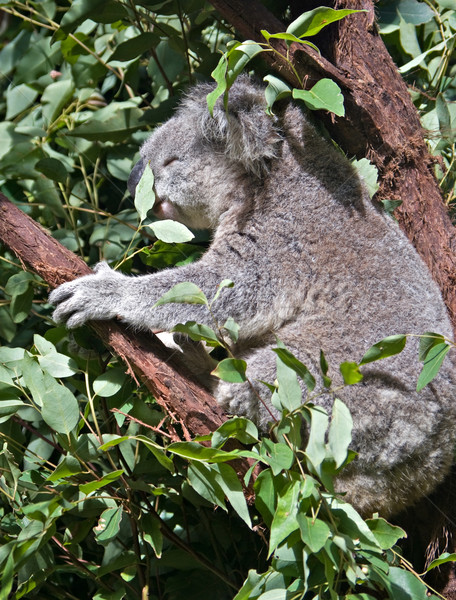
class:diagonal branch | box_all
[0,193,225,438]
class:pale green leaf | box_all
[147,219,194,243]
[211,358,247,383]
[328,398,353,468]
[153,282,208,307]
[135,162,155,223]
[268,480,300,556]
[340,361,363,385]
[93,369,126,397]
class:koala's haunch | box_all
[50,77,456,517]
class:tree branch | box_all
[0,193,225,438]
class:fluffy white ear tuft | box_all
[184,77,283,177]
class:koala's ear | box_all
[201,80,283,176]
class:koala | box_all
[50,77,456,518]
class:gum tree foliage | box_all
[0,1,454,598]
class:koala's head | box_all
[128,77,282,230]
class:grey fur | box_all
[50,77,456,517]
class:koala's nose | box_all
[127,158,145,199]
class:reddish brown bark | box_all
[0,193,225,438]
[208,0,456,331]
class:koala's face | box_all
[129,113,238,231]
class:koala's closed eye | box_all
[163,156,179,167]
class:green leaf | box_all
[416,342,450,391]
[110,32,160,62]
[5,83,38,120]
[305,405,328,472]
[80,470,124,495]
[93,369,127,397]
[41,79,74,126]
[133,435,175,473]
[142,513,163,558]
[380,566,429,600]
[211,279,234,305]
[4,272,35,296]
[260,439,294,475]
[273,346,315,392]
[35,158,69,185]
[223,316,239,342]
[22,356,79,434]
[426,552,456,572]
[167,441,254,463]
[212,463,252,527]
[41,376,80,434]
[147,220,194,243]
[10,286,34,324]
[274,353,301,412]
[211,358,247,383]
[134,162,155,223]
[352,157,379,198]
[93,506,123,545]
[292,79,345,116]
[172,321,220,344]
[330,498,381,552]
[365,517,406,550]
[320,349,332,387]
[287,7,363,38]
[208,40,263,115]
[187,461,227,510]
[418,332,446,361]
[47,456,82,482]
[399,38,450,74]
[328,398,352,468]
[297,515,331,552]
[340,361,363,385]
[359,334,407,365]
[268,480,300,556]
[60,0,108,32]
[153,282,208,307]
[211,417,259,448]
[263,75,291,115]
[261,30,318,51]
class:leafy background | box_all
[0,0,454,598]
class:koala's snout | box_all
[128,158,145,198]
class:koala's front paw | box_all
[49,262,125,329]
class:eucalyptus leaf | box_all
[293,79,345,116]
[147,219,194,243]
[153,282,208,307]
[212,358,247,383]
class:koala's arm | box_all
[50,254,265,332]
